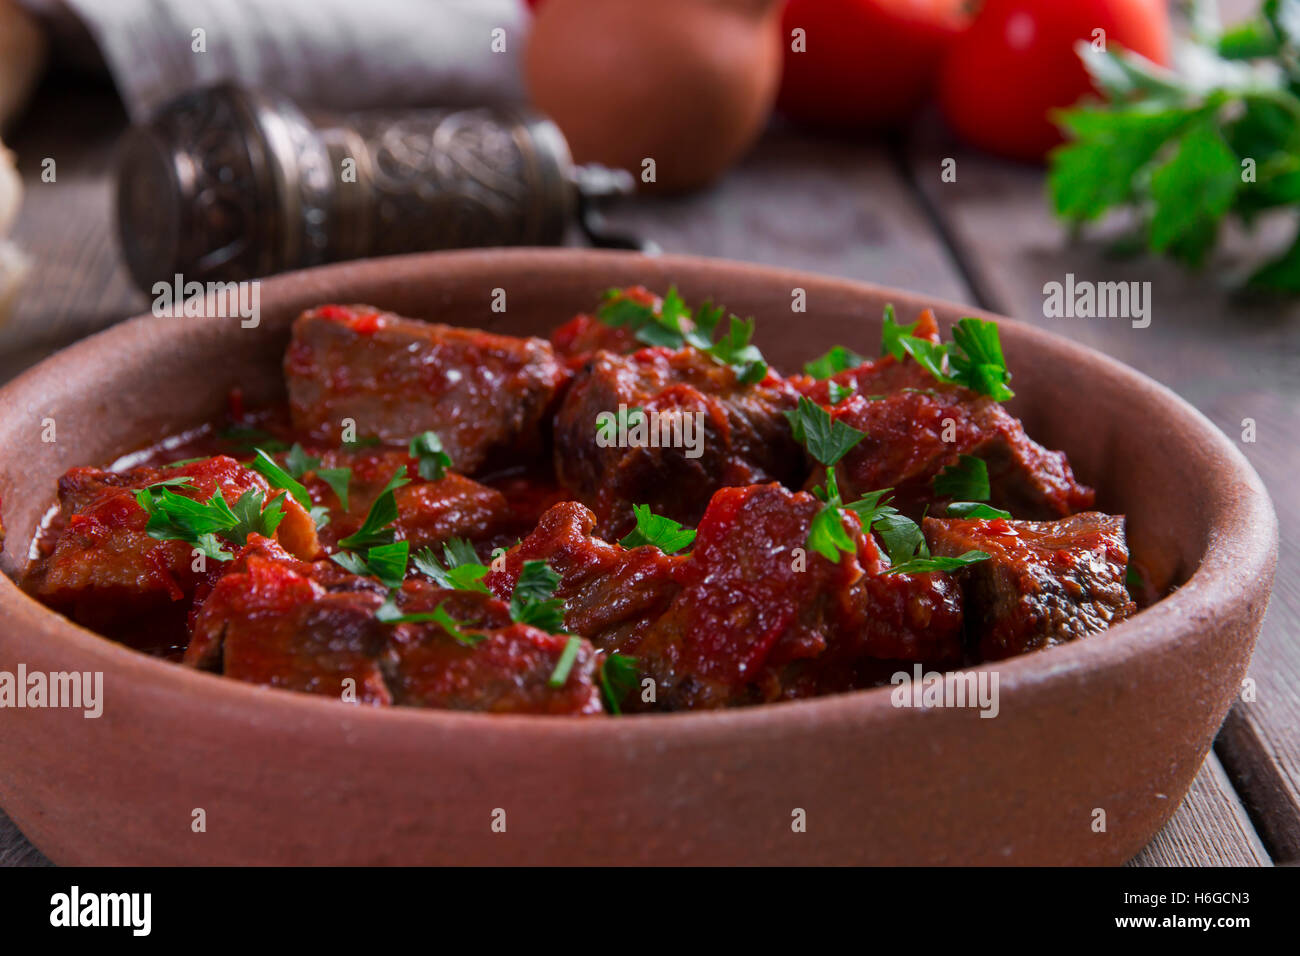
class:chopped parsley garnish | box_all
[283,443,321,478]
[618,504,696,554]
[879,305,1014,401]
[806,467,858,562]
[872,509,989,576]
[885,550,991,576]
[411,538,490,593]
[278,442,351,513]
[783,396,866,467]
[337,470,410,550]
[804,344,865,380]
[250,447,330,529]
[374,596,486,647]
[598,653,640,715]
[932,454,1014,519]
[595,286,768,383]
[510,560,565,632]
[316,467,352,511]
[827,380,857,404]
[331,540,410,589]
[786,398,871,563]
[134,478,286,561]
[162,457,207,469]
[933,455,991,501]
[548,636,583,688]
[945,502,1013,520]
[409,431,452,481]
[843,487,898,529]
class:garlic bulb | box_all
[0,141,27,326]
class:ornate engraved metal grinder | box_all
[115,83,642,291]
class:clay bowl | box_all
[0,249,1277,865]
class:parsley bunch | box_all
[596,286,768,383]
[1050,0,1300,290]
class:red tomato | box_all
[777,0,972,129]
[939,0,1169,162]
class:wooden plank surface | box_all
[1129,754,1271,867]
[0,81,1281,865]
[902,120,1300,864]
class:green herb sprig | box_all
[134,477,286,561]
[1049,1,1300,291]
[881,306,1013,401]
[598,652,640,715]
[337,470,410,550]
[618,504,696,554]
[596,286,768,383]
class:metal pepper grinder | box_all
[115,83,644,292]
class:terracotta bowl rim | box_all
[0,247,1279,738]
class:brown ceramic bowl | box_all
[0,250,1277,865]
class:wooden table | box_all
[1,74,1294,867]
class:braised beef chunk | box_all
[381,580,603,715]
[923,513,1135,660]
[819,387,1094,520]
[21,456,318,650]
[185,546,602,714]
[553,346,804,537]
[186,548,392,704]
[285,305,569,474]
[484,501,683,654]
[294,446,511,554]
[633,483,965,710]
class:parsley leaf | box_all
[706,315,768,384]
[945,502,1012,519]
[880,303,920,361]
[337,470,410,550]
[807,500,857,562]
[316,467,352,511]
[548,635,583,688]
[598,652,640,715]
[250,447,330,530]
[411,538,490,593]
[250,448,311,507]
[510,560,565,633]
[827,380,857,404]
[784,396,866,467]
[618,504,696,554]
[134,480,285,559]
[595,286,769,382]
[375,596,486,646]
[409,431,453,481]
[933,455,991,501]
[805,344,865,380]
[886,550,991,576]
[331,541,410,589]
[869,507,991,576]
[283,443,322,479]
[947,319,1014,401]
[843,487,897,529]
[879,304,1015,401]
